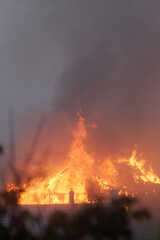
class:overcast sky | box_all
[1,1,160,171]
[0,1,67,144]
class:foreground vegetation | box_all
[0,145,152,239]
[0,192,151,240]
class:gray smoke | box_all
[53,1,160,170]
[0,1,160,174]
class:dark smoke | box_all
[1,1,160,177]
[52,1,160,171]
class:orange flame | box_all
[126,150,160,184]
[18,111,95,204]
[7,111,160,204]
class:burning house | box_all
[6,111,160,206]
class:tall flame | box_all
[19,111,95,204]
[7,111,160,204]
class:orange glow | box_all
[6,111,160,204]
[18,111,95,204]
[126,150,160,184]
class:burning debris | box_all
[6,111,160,205]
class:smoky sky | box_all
[53,0,160,169]
[1,1,160,171]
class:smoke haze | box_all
[0,1,160,172]
[53,1,160,171]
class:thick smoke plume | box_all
[52,1,160,172]
[1,1,160,180]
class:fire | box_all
[7,111,160,204]
[18,111,95,204]
[125,150,160,184]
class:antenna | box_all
[9,109,16,163]
[24,116,45,167]
[9,109,20,184]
